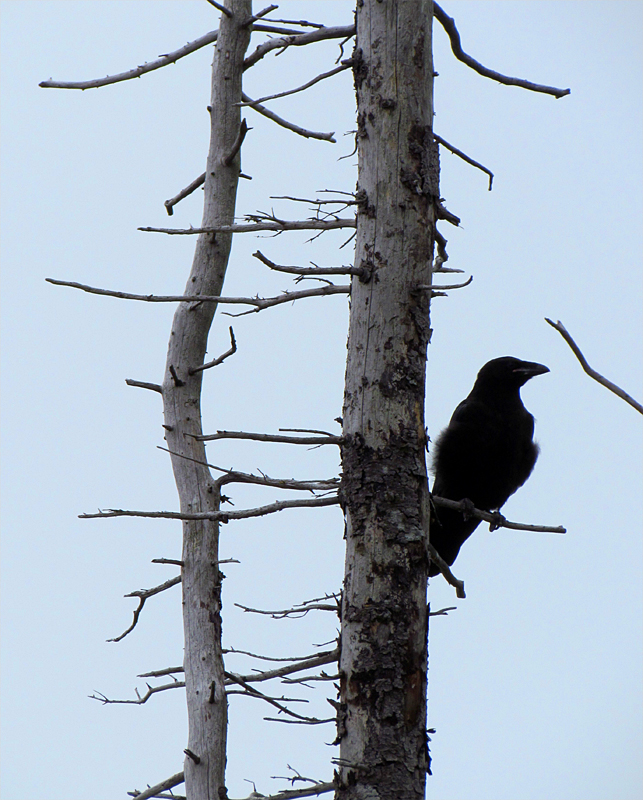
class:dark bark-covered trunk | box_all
[161,3,252,798]
[337,1,437,797]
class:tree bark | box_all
[161,3,252,798]
[338,1,436,797]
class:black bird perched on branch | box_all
[429,356,549,576]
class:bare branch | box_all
[415,275,473,292]
[225,672,331,724]
[431,494,566,534]
[223,118,250,166]
[237,63,351,107]
[433,3,570,98]
[151,558,184,566]
[545,318,643,415]
[216,468,339,492]
[206,0,232,16]
[242,4,279,27]
[224,646,338,664]
[253,250,367,279]
[107,576,181,643]
[235,600,338,618]
[90,679,185,706]
[429,606,457,617]
[138,666,184,678]
[79,495,340,522]
[231,782,335,800]
[189,326,237,374]
[197,429,342,445]
[241,92,336,142]
[138,217,356,234]
[39,29,220,90]
[46,278,350,314]
[128,772,185,800]
[125,378,163,394]
[434,133,494,190]
[265,18,326,29]
[164,172,205,216]
[244,25,356,70]
[425,539,466,599]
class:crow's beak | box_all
[513,361,550,378]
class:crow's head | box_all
[476,356,550,389]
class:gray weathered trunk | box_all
[338,1,436,797]
[161,3,252,797]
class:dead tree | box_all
[41,2,570,799]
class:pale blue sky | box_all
[1,3,642,799]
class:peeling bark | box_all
[337,2,437,797]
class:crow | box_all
[428,356,549,576]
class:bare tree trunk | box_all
[338,1,436,797]
[161,3,252,797]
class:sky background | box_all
[1,2,642,799]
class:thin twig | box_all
[224,647,336,664]
[241,92,336,142]
[190,326,237,374]
[434,133,494,190]
[545,318,643,414]
[164,172,205,216]
[197,429,342,444]
[433,3,570,98]
[237,63,350,107]
[79,495,341,522]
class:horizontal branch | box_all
[253,250,367,279]
[224,646,336,663]
[415,275,473,292]
[129,772,184,800]
[125,378,163,394]
[232,782,335,800]
[90,679,185,705]
[138,666,184,678]
[244,25,356,69]
[433,3,570,98]
[431,494,566,534]
[545,318,643,415]
[434,133,494,190]
[138,217,355,234]
[79,495,340,522]
[235,600,338,618]
[197,429,342,445]
[46,278,350,314]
